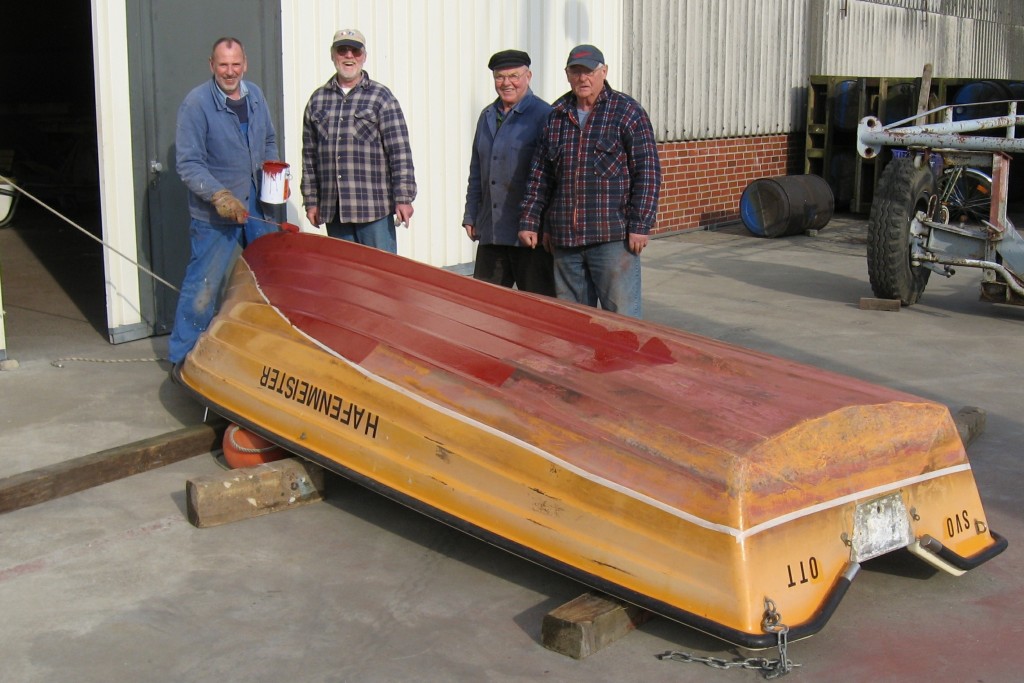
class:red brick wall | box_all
[654,133,805,234]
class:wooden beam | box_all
[953,406,986,449]
[859,297,901,311]
[0,418,227,514]
[915,63,934,124]
[186,457,326,528]
[541,592,652,659]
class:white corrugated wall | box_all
[280,0,622,267]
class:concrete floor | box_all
[1,206,1021,682]
[0,202,201,480]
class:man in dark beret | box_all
[487,49,531,71]
[462,49,554,295]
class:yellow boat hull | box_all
[176,233,1005,648]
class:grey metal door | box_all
[126,0,283,339]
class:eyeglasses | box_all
[493,70,528,84]
[335,46,364,57]
[565,65,604,80]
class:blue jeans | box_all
[552,240,642,318]
[168,186,274,364]
[326,214,397,253]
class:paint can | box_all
[260,161,291,204]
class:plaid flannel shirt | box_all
[301,72,416,224]
[520,83,661,247]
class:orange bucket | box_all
[222,423,287,468]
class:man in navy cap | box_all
[518,44,661,317]
[462,49,554,295]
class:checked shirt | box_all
[301,72,417,224]
[520,83,661,247]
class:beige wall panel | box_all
[281,0,622,267]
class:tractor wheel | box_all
[867,158,935,305]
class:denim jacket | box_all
[176,78,278,224]
[463,90,551,245]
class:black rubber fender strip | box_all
[782,563,859,638]
[920,531,1008,571]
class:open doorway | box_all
[0,0,104,356]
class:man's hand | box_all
[463,223,478,241]
[519,230,539,248]
[628,232,649,255]
[395,203,414,227]
[306,206,321,227]
[211,189,248,223]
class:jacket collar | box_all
[554,81,612,114]
[490,88,539,116]
[330,71,370,91]
[210,77,250,109]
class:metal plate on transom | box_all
[851,492,913,562]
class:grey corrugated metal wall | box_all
[623,1,812,142]
[623,0,1024,143]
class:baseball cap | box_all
[566,44,604,70]
[332,29,365,50]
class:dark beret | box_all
[488,49,531,71]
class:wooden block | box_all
[541,592,652,659]
[859,297,901,311]
[0,419,227,514]
[186,457,325,528]
[953,406,986,449]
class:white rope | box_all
[226,423,280,454]
[0,173,180,293]
[50,357,166,368]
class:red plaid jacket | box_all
[520,83,661,247]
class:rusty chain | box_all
[657,597,798,678]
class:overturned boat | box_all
[175,232,1005,648]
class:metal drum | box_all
[832,80,862,132]
[740,174,835,238]
[952,80,1012,121]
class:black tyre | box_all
[867,158,935,305]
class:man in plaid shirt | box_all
[518,44,661,318]
[301,29,416,253]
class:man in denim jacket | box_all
[168,37,279,365]
[462,49,554,295]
